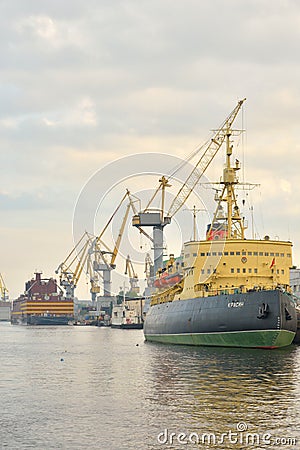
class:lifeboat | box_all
[153,272,182,288]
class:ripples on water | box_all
[0,323,299,449]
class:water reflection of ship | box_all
[147,344,300,441]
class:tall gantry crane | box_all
[0,273,8,301]
[132,99,246,275]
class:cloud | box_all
[1,0,300,298]
[14,14,86,50]
[280,179,292,194]
[0,188,73,211]
[0,117,19,128]
[42,96,98,127]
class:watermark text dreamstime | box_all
[157,422,297,446]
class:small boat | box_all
[111,304,143,329]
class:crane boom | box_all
[167,98,246,218]
[88,190,140,299]
[96,190,129,244]
[56,232,88,272]
[110,203,131,267]
[125,255,137,279]
[0,273,8,301]
[72,238,91,286]
[55,191,140,301]
[55,231,92,298]
[125,255,139,294]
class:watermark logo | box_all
[157,423,297,447]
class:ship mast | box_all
[209,127,246,240]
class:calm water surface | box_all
[0,323,299,449]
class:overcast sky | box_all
[1,0,300,299]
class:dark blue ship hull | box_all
[144,289,297,348]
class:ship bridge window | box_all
[287,253,291,257]
[218,252,223,256]
[254,268,258,273]
[201,269,205,275]
[230,251,234,255]
[265,252,269,256]
[259,252,263,256]
[231,268,234,273]
[275,253,279,257]
[242,268,246,273]
[281,270,285,275]
[212,252,217,256]
[237,268,240,273]
[270,252,274,256]
[207,269,211,274]
[201,252,205,256]
[248,268,252,273]
[185,253,190,258]
[242,251,246,256]
[277,269,279,274]
[248,251,252,256]
[207,252,211,256]
[280,253,284,257]
[236,251,241,255]
[193,253,197,257]
[254,252,258,256]
[224,251,228,256]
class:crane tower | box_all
[132,99,246,276]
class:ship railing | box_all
[150,281,183,306]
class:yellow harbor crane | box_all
[132,99,247,275]
[88,190,134,300]
[89,189,154,299]
[86,243,102,302]
[55,231,93,299]
[144,253,154,287]
[58,190,144,303]
[56,189,157,302]
[125,255,140,296]
[0,273,8,301]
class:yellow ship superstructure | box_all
[181,239,292,299]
